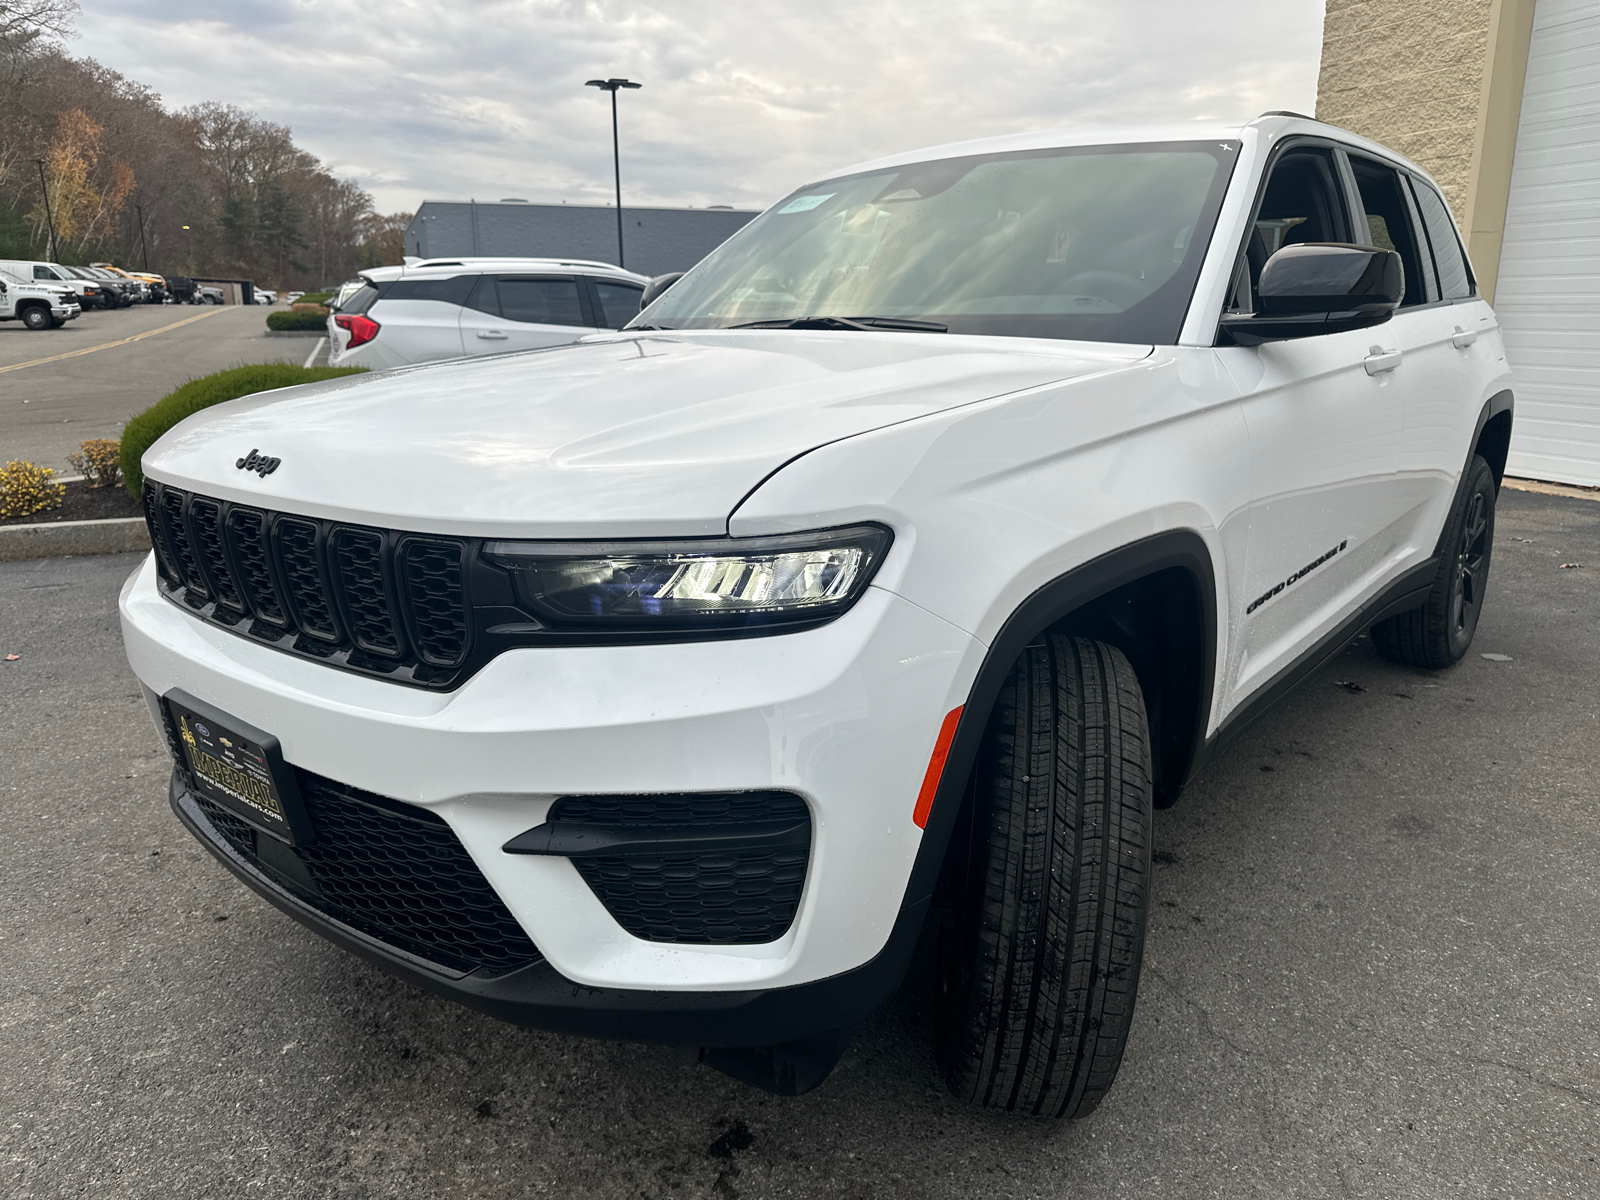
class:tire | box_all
[1371,455,1496,669]
[935,635,1152,1118]
[20,305,50,331]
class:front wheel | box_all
[20,305,51,331]
[1372,455,1496,668]
[935,635,1152,1118]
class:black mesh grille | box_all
[142,484,470,684]
[226,507,286,625]
[277,518,338,641]
[179,761,541,976]
[189,498,244,612]
[332,529,401,655]
[549,793,811,945]
[402,540,469,666]
[142,483,179,585]
[161,488,207,598]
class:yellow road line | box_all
[0,307,227,377]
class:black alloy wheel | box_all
[1372,454,1497,668]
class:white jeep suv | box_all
[121,114,1510,1112]
[328,257,650,368]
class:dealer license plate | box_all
[166,694,309,845]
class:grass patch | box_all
[121,363,367,497]
[295,291,334,306]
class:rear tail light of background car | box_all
[335,313,380,348]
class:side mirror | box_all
[1221,243,1402,346]
[639,271,685,310]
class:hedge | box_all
[267,310,328,331]
[295,291,334,306]
[121,364,368,498]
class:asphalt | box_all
[0,305,325,474]
[1,486,1596,1199]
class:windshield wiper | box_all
[730,315,948,333]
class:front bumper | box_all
[120,552,981,1004]
[170,769,930,1045]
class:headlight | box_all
[484,524,892,631]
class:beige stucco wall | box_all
[1316,0,1496,221]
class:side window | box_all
[340,282,384,316]
[1409,178,1474,300]
[495,277,586,326]
[593,280,644,329]
[382,275,476,305]
[1228,148,1349,313]
[1347,156,1431,307]
[33,266,53,280]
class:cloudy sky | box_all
[73,0,1326,215]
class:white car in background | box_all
[328,258,650,368]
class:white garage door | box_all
[1498,0,1600,487]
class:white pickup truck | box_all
[0,267,80,329]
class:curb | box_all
[264,329,326,338]
[0,517,150,562]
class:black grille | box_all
[160,709,540,976]
[402,540,469,665]
[143,482,469,685]
[189,498,244,612]
[549,793,811,945]
[332,529,403,655]
[277,518,339,641]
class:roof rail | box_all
[1258,110,1320,122]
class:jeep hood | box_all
[143,331,1148,537]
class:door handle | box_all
[1363,345,1402,375]
[1451,325,1478,349]
[476,330,508,340]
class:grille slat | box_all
[226,507,287,625]
[402,540,469,666]
[142,485,470,685]
[276,517,339,641]
[189,499,244,611]
[332,529,403,656]
[160,488,208,599]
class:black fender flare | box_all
[900,528,1217,912]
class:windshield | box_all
[639,140,1237,344]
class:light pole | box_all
[584,77,641,269]
[34,158,58,262]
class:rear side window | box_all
[593,280,644,328]
[382,275,477,305]
[1348,156,1430,307]
[493,277,587,326]
[1409,179,1474,300]
[340,283,383,315]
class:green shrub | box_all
[121,364,368,498]
[296,291,334,306]
[267,310,328,331]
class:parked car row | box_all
[0,258,275,328]
[326,257,650,368]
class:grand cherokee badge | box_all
[236,449,281,477]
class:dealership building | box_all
[1319,0,1600,486]
[401,201,760,279]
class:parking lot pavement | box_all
[0,306,316,473]
[1,486,1595,1200]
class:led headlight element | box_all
[484,524,892,630]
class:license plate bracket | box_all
[164,689,314,846]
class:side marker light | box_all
[912,706,963,829]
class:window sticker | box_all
[777,193,835,214]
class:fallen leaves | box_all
[1334,680,1366,693]
[1480,653,1514,662]
[1559,563,1583,569]
[4,653,17,662]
